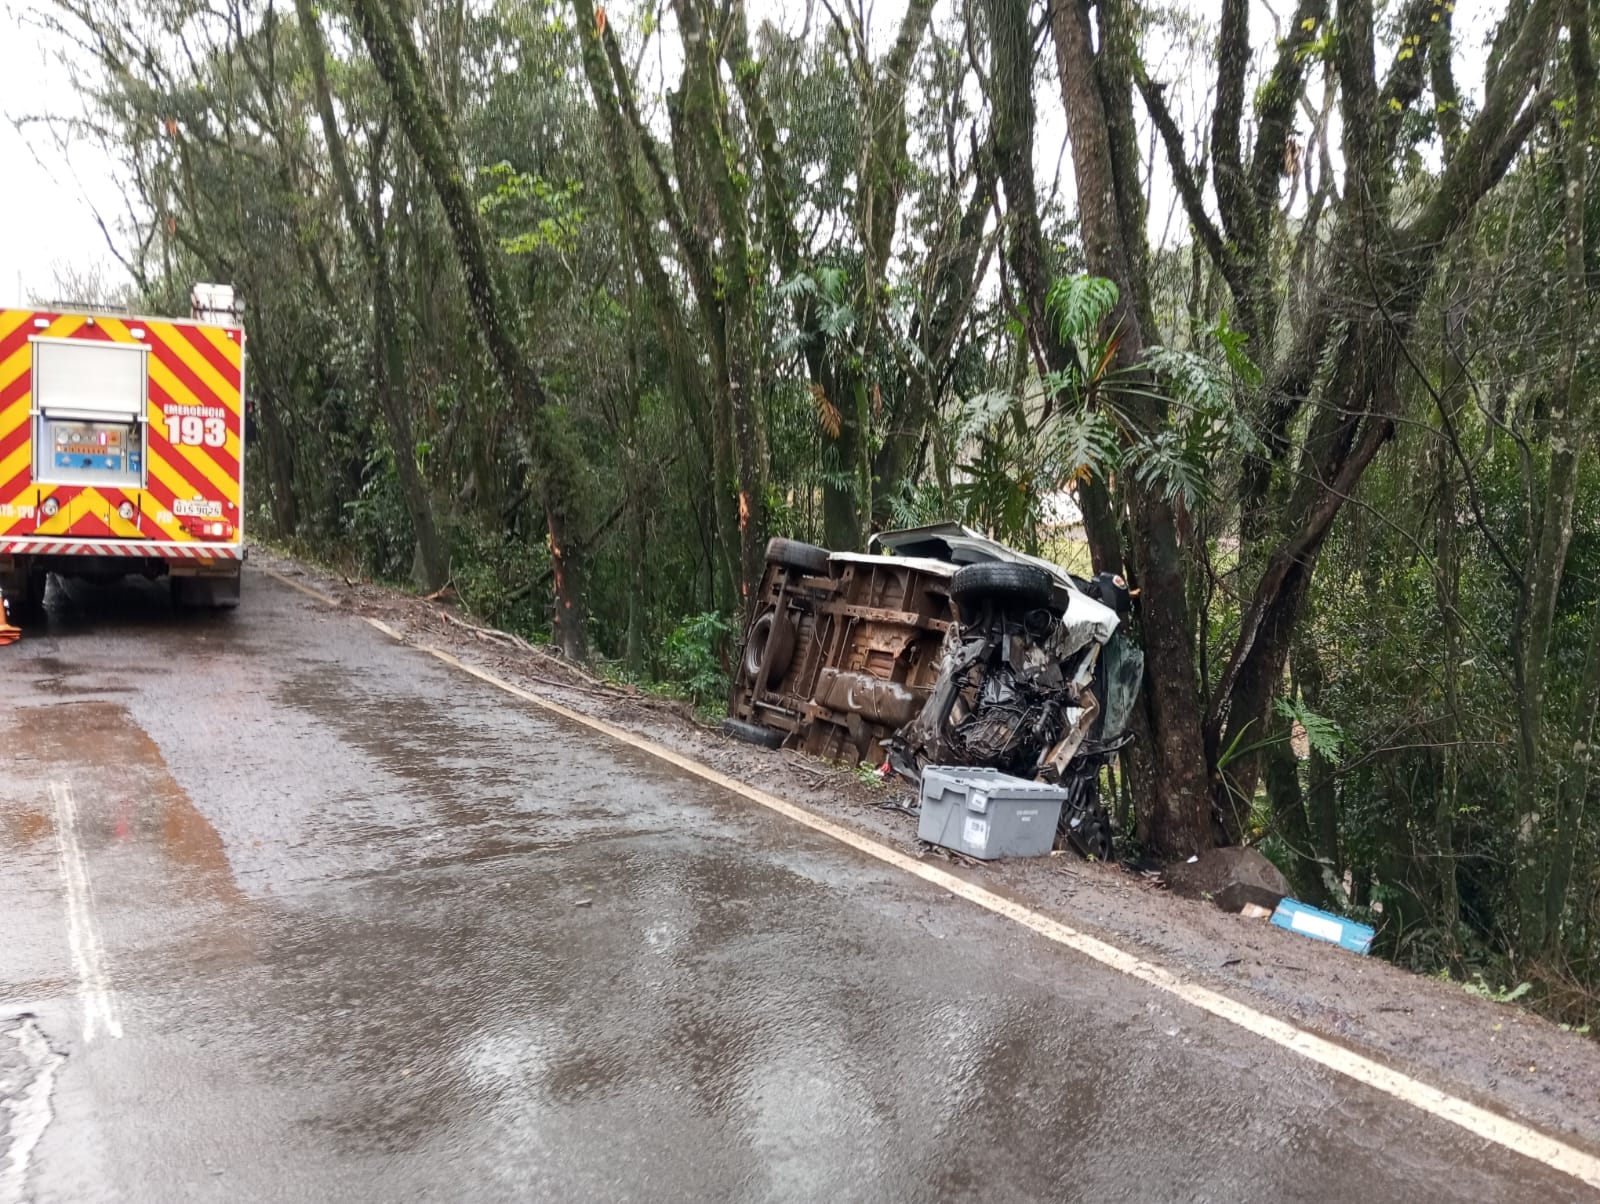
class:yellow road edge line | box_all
[260,567,1600,1192]
[264,569,339,606]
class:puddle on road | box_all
[30,683,136,696]
[274,668,706,868]
[26,657,135,697]
[2,805,51,846]
[4,702,243,909]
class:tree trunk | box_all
[671,0,769,599]
[348,0,589,657]
[869,153,998,521]
[1513,0,1594,949]
[823,403,865,550]
[1294,633,1343,896]
[294,0,448,590]
[987,0,1125,574]
[374,235,450,590]
[1547,594,1600,943]
[252,380,299,535]
[1050,0,1213,856]
[573,0,740,605]
[1432,246,1472,942]
[1262,713,1332,907]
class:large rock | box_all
[1164,847,1293,913]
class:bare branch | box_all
[1136,71,1240,295]
[1211,0,1251,236]
[1405,0,1558,247]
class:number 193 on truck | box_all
[0,284,247,619]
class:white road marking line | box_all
[0,1018,65,1204]
[262,567,1600,1192]
[48,781,123,1043]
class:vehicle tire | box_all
[949,561,1054,610]
[722,717,786,749]
[1066,810,1115,863]
[742,609,796,682]
[172,573,241,610]
[1058,774,1115,862]
[765,537,830,576]
[1,566,47,625]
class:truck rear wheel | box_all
[1,564,47,625]
[172,572,241,610]
[742,609,796,684]
[765,537,830,576]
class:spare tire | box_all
[950,561,1054,610]
[722,717,786,749]
[765,537,830,576]
[742,609,796,682]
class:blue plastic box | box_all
[1270,898,1375,955]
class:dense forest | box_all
[31,0,1600,1021]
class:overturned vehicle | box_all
[724,524,1144,859]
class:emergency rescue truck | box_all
[0,284,246,618]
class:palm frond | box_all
[1045,275,1119,349]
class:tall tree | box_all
[346,0,592,657]
[1049,0,1560,855]
[1510,0,1597,950]
[293,0,449,590]
[1051,0,1215,854]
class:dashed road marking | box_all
[263,566,1600,1192]
[49,781,123,1043]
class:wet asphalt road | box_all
[0,570,1590,1203]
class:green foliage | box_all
[343,444,417,583]
[1463,977,1533,1004]
[1045,274,1119,349]
[951,436,1045,551]
[660,612,735,708]
[452,519,553,639]
[1209,309,1262,387]
[884,478,949,529]
[1272,696,1345,762]
[1047,408,1121,485]
[775,266,859,355]
[477,163,587,254]
[853,761,887,789]
[1122,428,1215,510]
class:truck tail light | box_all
[184,518,236,541]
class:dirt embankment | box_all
[252,550,1600,1154]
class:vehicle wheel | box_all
[950,561,1054,610]
[1,567,47,625]
[1065,810,1115,862]
[172,574,241,610]
[1058,774,1115,862]
[722,717,786,749]
[742,609,796,682]
[765,537,830,576]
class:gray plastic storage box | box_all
[917,766,1067,860]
